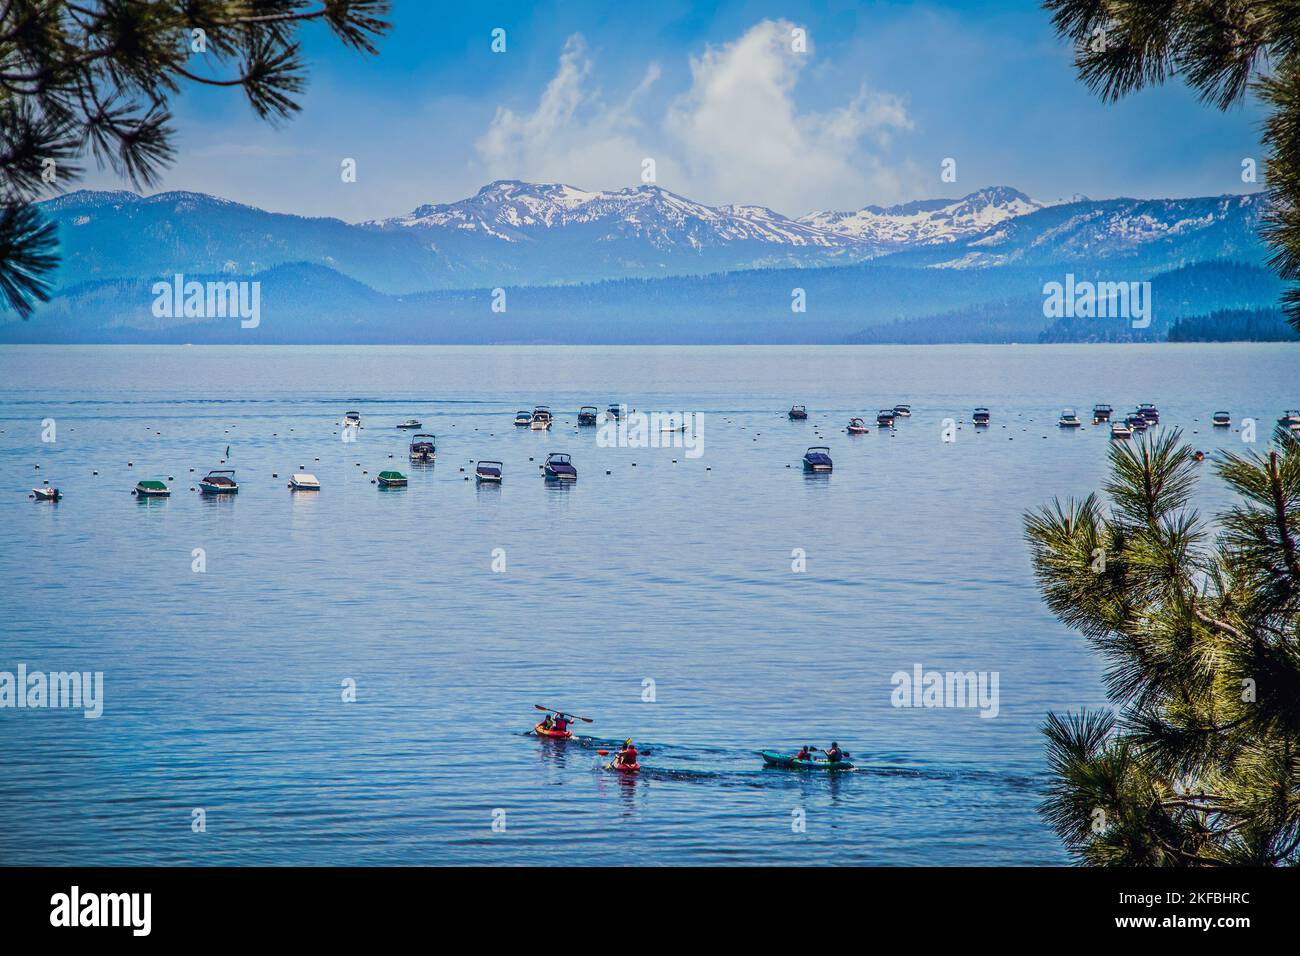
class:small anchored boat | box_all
[288,473,320,491]
[1126,412,1149,433]
[377,470,407,488]
[1057,408,1082,428]
[343,411,362,429]
[1138,403,1160,425]
[199,469,238,494]
[788,405,808,420]
[530,406,553,430]
[578,406,599,426]
[475,460,503,483]
[1212,411,1231,427]
[973,407,991,426]
[31,486,61,502]
[1092,404,1113,424]
[1110,421,1133,439]
[1278,410,1300,429]
[133,478,171,497]
[543,453,577,481]
[893,404,912,418]
[396,419,422,429]
[408,433,436,463]
[802,446,833,474]
[514,410,532,427]
[876,408,897,428]
[846,417,869,435]
[606,403,623,421]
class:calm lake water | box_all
[1,344,1296,865]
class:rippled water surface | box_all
[1,344,1295,865]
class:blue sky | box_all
[84,0,1267,220]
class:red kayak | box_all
[606,760,640,774]
[534,722,573,740]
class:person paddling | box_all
[553,713,571,735]
[540,714,555,731]
[795,744,814,761]
[614,738,638,769]
[824,741,845,763]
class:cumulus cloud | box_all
[475,35,660,190]
[475,21,913,216]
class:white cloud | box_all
[475,35,659,190]
[475,21,913,216]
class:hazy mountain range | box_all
[1,181,1283,344]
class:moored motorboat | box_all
[31,486,61,501]
[788,405,808,420]
[377,470,407,488]
[530,406,553,430]
[1279,409,1300,429]
[973,407,991,426]
[876,408,897,428]
[1138,403,1160,425]
[133,478,170,497]
[199,469,238,494]
[475,460,503,483]
[802,446,833,473]
[288,473,320,491]
[543,452,577,481]
[1057,408,1082,428]
[1110,421,1134,440]
[408,433,436,462]
[396,419,422,429]
[577,406,598,426]
[1212,411,1231,427]
[1126,412,1149,433]
[343,410,362,429]
[760,750,854,771]
[606,403,623,421]
[846,417,869,435]
[893,404,912,417]
[514,410,532,427]
[1092,404,1113,424]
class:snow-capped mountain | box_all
[33,183,1268,299]
[799,186,1047,245]
[370,180,859,250]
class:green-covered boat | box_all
[377,470,407,488]
[760,750,854,771]
[133,478,171,498]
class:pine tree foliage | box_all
[1025,426,1300,865]
[1045,0,1300,333]
[0,1,390,315]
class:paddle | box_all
[534,703,594,722]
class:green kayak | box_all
[760,750,854,771]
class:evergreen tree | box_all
[0,0,390,316]
[1045,0,1300,333]
[1025,427,1300,864]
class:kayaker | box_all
[553,713,571,734]
[795,744,813,761]
[540,714,555,731]
[824,742,844,763]
[614,738,638,769]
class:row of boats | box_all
[794,402,1300,441]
